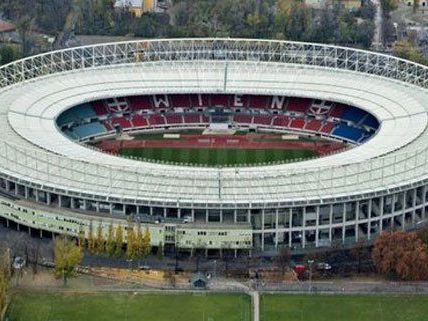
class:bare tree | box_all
[275,248,291,276]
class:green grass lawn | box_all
[7,292,251,321]
[261,294,428,321]
[120,147,316,166]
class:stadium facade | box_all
[0,38,427,256]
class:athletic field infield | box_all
[120,147,316,166]
[7,292,251,321]
[261,294,428,321]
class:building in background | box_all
[305,0,362,10]
[114,0,158,17]
[0,20,17,43]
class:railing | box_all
[1,38,428,89]
[0,139,427,201]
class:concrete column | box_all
[275,209,279,249]
[367,199,372,240]
[58,194,62,208]
[163,207,167,218]
[316,206,321,247]
[219,210,223,223]
[379,196,384,232]
[5,180,10,192]
[233,209,237,223]
[329,204,334,243]
[109,203,113,215]
[35,190,39,202]
[206,209,209,223]
[302,208,306,249]
[261,209,265,237]
[47,193,51,206]
[355,201,359,241]
[288,209,292,248]
[412,188,417,224]
[24,186,29,199]
[177,208,181,219]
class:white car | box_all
[182,216,193,223]
[316,262,332,271]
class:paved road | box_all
[250,291,260,321]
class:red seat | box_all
[231,95,250,108]
[289,117,306,129]
[184,114,201,123]
[253,115,272,125]
[272,115,290,127]
[147,114,166,126]
[234,114,253,124]
[329,104,347,118]
[305,119,322,131]
[131,115,148,127]
[111,117,132,129]
[287,98,312,113]
[190,94,210,108]
[165,114,183,124]
[103,122,114,131]
[128,96,152,110]
[320,122,335,134]
[93,101,109,116]
[170,95,191,108]
[251,95,270,109]
[210,94,231,107]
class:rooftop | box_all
[0,20,16,33]
[0,39,427,206]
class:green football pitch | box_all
[6,292,251,321]
[261,294,428,321]
[120,147,316,166]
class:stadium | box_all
[0,38,427,256]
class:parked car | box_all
[316,262,332,271]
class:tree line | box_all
[54,220,161,286]
[81,221,155,261]
[0,0,376,51]
[0,248,10,321]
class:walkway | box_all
[249,291,260,321]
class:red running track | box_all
[96,134,346,156]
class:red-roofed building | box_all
[0,20,16,42]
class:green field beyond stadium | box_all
[120,147,316,166]
[7,292,251,321]
[261,294,428,321]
